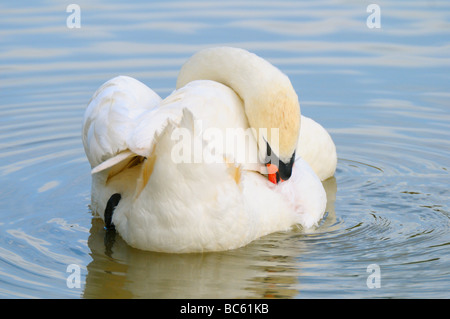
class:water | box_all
[1,0,449,299]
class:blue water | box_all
[0,0,449,298]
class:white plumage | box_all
[82,47,337,253]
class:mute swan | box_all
[82,47,337,253]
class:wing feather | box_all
[82,75,162,168]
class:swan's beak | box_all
[265,158,295,184]
[265,142,295,184]
[266,163,284,184]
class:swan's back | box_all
[297,116,337,181]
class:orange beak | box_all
[264,142,296,184]
[266,163,285,184]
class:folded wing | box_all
[82,76,162,170]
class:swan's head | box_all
[246,81,300,184]
[176,46,301,184]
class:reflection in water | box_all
[83,179,337,299]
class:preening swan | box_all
[82,47,337,253]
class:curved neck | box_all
[176,47,300,161]
[177,47,272,100]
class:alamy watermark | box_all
[366,264,381,289]
[65,4,381,31]
[170,120,280,167]
[66,4,81,29]
[66,264,81,289]
[366,4,381,29]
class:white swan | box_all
[82,47,337,253]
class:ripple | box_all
[292,154,450,293]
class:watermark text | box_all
[366,264,381,288]
[367,4,381,29]
[66,4,81,29]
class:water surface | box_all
[1,0,449,298]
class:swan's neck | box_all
[176,47,300,161]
